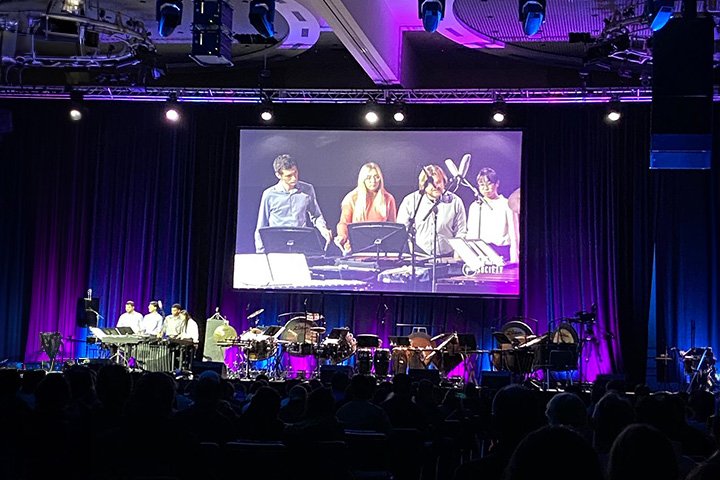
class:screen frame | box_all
[233,125,525,299]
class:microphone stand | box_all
[422,194,443,293]
[408,189,426,290]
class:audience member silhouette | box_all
[505,425,604,480]
[607,423,680,480]
[336,374,392,433]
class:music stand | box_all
[40,332,62,371]
[259,227,325,256]
[347,222,407,261]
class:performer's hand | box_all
[321,228,333,248]
[334,234,347,249]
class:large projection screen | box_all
[235,129,522,296]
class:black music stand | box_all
[259,227,325,256]
[348,222,407,260]
[40,332,62,371]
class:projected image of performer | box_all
[255,154,333,253]
[397,165,467,257]
[160,304,199,343]
[466,167,518,263]
[139,300,163,335]
[117,300,142,333]
[335,162,397,253]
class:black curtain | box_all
[1,99,715,386]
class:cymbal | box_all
[247,308,264,320]
[310,327,326,333]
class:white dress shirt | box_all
[117,311,143,333]
[139,311,163,335]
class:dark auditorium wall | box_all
[1,99,717,385]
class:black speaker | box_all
[408,368,440,385]
[78,297,100,327]
[319,364,353,385]
[191,361,227,379]
[480,371,512,390]
[650,15,714,169]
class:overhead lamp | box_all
[392,103,406,123]
[418,0,445,33]
[606,98,622,123]
[68,90,85,121]
[519,0,546,36]
[249,0,276,38]
[164,93,181,122]
[491,98,506,124]
[645,0,674,32]
[259,98,274,122]
[364,101,380,125]
[156,0,183,38]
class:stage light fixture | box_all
[259,99,274,122]
[68,91,85,121]
[606,99,622,122]
[156,0,183,38]
[645,0,674,32]
[164,93,181,122]
[491,99,506,124]
[418,0,445,33]
[363,100,380,125]
[392,103,406,123]
[249,0,276,38]
[519,0,546,36]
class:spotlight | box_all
[491,99,506,124]
[606,100,622,122]
[363,99,380,125]
[519,0,546,36]
[392,103,406,123]
[645,0,673,32]
[164,93,181,122]
[68,90,85,121]
[259,99,273,122]
[249,0,275,38]
[156,0,183,38]
[418,0,445,33]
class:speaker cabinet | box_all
[650,16,714,169]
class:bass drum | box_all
[551,322,579,344]
[279,317,319,357]
[317,328,357,364]
[499,319,535,345]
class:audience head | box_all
[505,425,604,480]
[607,423,679,480]
[545,392,588,429]
[591,391,635,453]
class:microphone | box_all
[87,289,92,300]
[420,165,436,191]
[215,307,219,313]
[158,300,163,310]
[459,153,471,178]
[444,158,461,178]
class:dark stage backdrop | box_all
[1,100,717,385]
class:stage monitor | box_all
[235,129,522,296]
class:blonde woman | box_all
[335,162,397,253]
